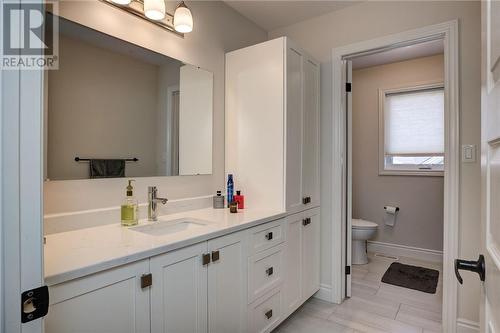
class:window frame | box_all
[378,82,445,177]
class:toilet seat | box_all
[352,218,377,230]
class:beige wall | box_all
[44,1,267,213]
[270,1,481,323]
[352,55,444,251]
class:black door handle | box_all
[454,255,485,284]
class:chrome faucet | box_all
[148,186,168,221]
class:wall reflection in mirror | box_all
[45,15,213,181]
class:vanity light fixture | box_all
[144,0,166,21]
[100,0,186,37]
[173,1,193,33]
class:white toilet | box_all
[352,219,378,265]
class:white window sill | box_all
[379,169,444,177]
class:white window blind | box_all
[384,88,444,156]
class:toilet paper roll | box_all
[384,206,399,214]
[384,205,399,227]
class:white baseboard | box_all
[314,284,334,303]
[367,241,443,263]
[457,318,480,333]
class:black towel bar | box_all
[75,157,139,162]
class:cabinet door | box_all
[302,57,320,208]
[302,208,321,299]
[150,242,208,333]
[45,260,150,333]
[208,231,248,333]
[285,45,304,214]
[283,212,303,316]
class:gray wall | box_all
[270,0,481,323]
[352,55,444,251]
[47,35,164,180]
[44,1,267,214]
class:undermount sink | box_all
[130,218,209,236]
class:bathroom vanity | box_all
[42,8,320,333]
[44,207,320,333]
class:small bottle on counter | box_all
[213,191,225,209]
[234,190,245,209]
[227,174,234,208]
[229,201,238,213]
[121,179,138,226]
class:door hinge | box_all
[21,285,49,323]
[346,266,351,275]
[202,253,211,266]
[141,273,152,288]
[346,82,352,92]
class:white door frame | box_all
[1,0,45,331]
[331,20,460,332]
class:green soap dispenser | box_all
[121,179,138,226]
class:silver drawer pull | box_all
[265,309,273,319]
[266,267,274,276]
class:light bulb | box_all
[111,0,132,5]
[144,0,165,21]
[174,1,193,33]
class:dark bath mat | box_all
[381,262,439,294]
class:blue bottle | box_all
[227,174,234,208]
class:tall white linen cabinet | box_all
[226,36,321,330]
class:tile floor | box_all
[273,253,443,333]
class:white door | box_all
[286,45,304,214]
[207,231,247,333]
[283,212,303,315]
[301,208,321,299]
[2,1,45,332]
[344,59,353,299]
[150,242,208,333]
[302,57,320,209]
[45,260,150,333]
[480,1,500,331]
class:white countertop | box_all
[44,208,285,286]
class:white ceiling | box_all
[351,39,444,70]
[223,1,360,31]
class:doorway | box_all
[331,20,460,332]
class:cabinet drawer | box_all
[248,288,282,333]
[248,244,284,303]
[250,219,284,254]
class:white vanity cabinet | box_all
[283,208,321,316]
[285,41,321,214]
[225,36,320,214]
[45,259,151,333]
[148,230,249,333]
[150,242,208,333]
[46,230,249,333]
[207,231,248,333]
[45,214,319,333]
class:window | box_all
[379,84,444,176]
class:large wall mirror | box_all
[45,15,213,181]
